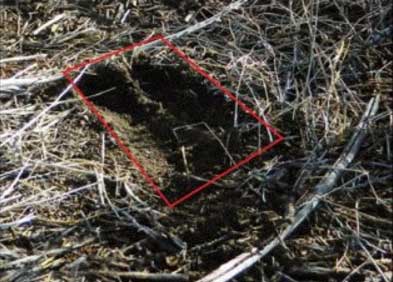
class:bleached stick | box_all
[32,13,66,35]
[0,214,35,231]
[0,54,47,64]
[0,75,63,89]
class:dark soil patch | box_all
[68,60,289,275]
[74,59,269,202]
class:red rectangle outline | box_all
[62,34,284,208]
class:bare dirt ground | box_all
[0,1,392,282]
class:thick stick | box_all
[197,96,380,282]
[0,75,63,89]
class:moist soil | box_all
[66,58,291,278]
[74,58,274,203]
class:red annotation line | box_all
[62,34,284,208]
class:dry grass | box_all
[0,1,392,281]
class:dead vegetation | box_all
[0,0,392,282]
